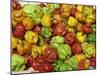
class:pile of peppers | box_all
[12,0,96,73]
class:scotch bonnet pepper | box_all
[41,27,52,38]
[81,42,96,58]
[25,31,38,44]
[53,59,72,71]
[12,54,26,71]
[50,36,64,48]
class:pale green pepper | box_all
[53,59,72,71]
[87,33,96,43]
[64,56,78,70]
[12,54,26,71]
[57,44,72,60]
[41,27,52,38]
[50,36,64,48]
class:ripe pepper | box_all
[16,40,32,55]
[31,45,42,58]
[67,16,78,27]
[25,31,38,44]
[81,42,96,58]
[53,59,72,71]
[41,27,52,38]
[76,5,83,12]
[50,36,64,48]
[57,44,72,60]
[41,14,51,27]
[12,54,26,71]
[76,32,86,43]
[61,4,72,17]
[22,17,34,30]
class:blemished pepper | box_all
[81,42,96,58]
[57,44,72,60]
[41,27,52,38]
[25,31,38,44]
[12,54,26,71]
[50,36,64,48]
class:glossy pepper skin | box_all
[12,54,26,71]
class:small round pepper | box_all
[25,31,38,44]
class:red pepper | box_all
[82,23,93,34]
[64,32,75,45]
[13,24,25,38]
[71,42,82,54]
[33,25,41,35]
[12,0,21,10]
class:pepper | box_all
[22,17,34,30]
[41,14,51,27]
[87,33,96,43]
[12,54,26,71]
[53,59,72,71]
[76,32,86,43]
[76,5,83,12]
[50,36,64,48]
[67,16,78,27]
[81,42,96,58]
[92,24,96,32]
[64,56,78,70]
[41,27,52,38]
[57,44,72,60]
[25,31,38,44]
[31,45,42,58]
[38,36,45,46]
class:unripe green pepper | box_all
[50,36,64,48]
[53,59,72,71]
[57,44,72,60]
[41,27,52,38]
[87,33,96,43]
[12,54,26,71]
[92,24,96,32]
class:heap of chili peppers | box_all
[12,0,96,73]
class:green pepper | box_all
[53,59,72,71]
[50,36,64,48]
[81,42,96,58]
[87,33,96,43]
[12,54,26,71]
[64,56,78,70]
[57,44,72,60]
[41,27,52,38]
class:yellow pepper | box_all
[22,17,34,30]
[77,5,83,12]
[25,31,38,44]
[67,16,78,27]
[74,53,86,62]
[12,36,17,49]
[76,32,86,43]
[31,45,42,58]
[41,14,51,27]
[84,59,91,69]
